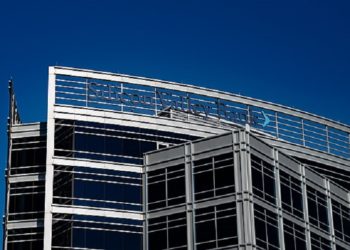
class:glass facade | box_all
[195,203,238,249]
[10,136,46,175]
[193,153,235,202]
[251,154,276,205]
[5,119,199,250]
[52,214,143,249]
[145,134,239,250]
[7,227,44,250]
[148,212,187,250]
[5,114,350,250]
[332,200,350,243]
[4,66,350,250]
[279,170,303,219]
[254,204,279,250]
[283,219,307,250]
[53,165,142,211]
[54,119,196,164]
[5,126,46,250]
[307,186,329,232]
[8,124,350,249]
[145,130,350,250]
[50,120,198,250]
[147,164,186,211]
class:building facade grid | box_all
[144,130,350,250]
[4,66,350,250]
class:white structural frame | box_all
[43,67,56,249]
[144,130,350,250]
[41,66,350,249]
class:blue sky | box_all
[1,0,350,246]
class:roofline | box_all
[52,66,350,132]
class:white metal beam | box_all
[43,67,56,250]
[51,205,143,220]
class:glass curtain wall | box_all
[7,132,47,250]
[52,119,198,249]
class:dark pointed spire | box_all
[8,79,21,127]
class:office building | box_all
[4,66,350,249]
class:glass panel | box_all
[148,212,187,250]
[52,214,142,250]
[54,119,198,165]
[307,186,329,232]
[280,171,303,218]
[53,166,142,211]
[251,155,276,205]
[195,202,238,249]
[193,153,235,202]
[283,219,306,250]
[254,204,279,250]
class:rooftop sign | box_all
[53,67,350,160]
[87,82,270,127]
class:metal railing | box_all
[52,66,350,160]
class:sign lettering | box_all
[87,82,267,127]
